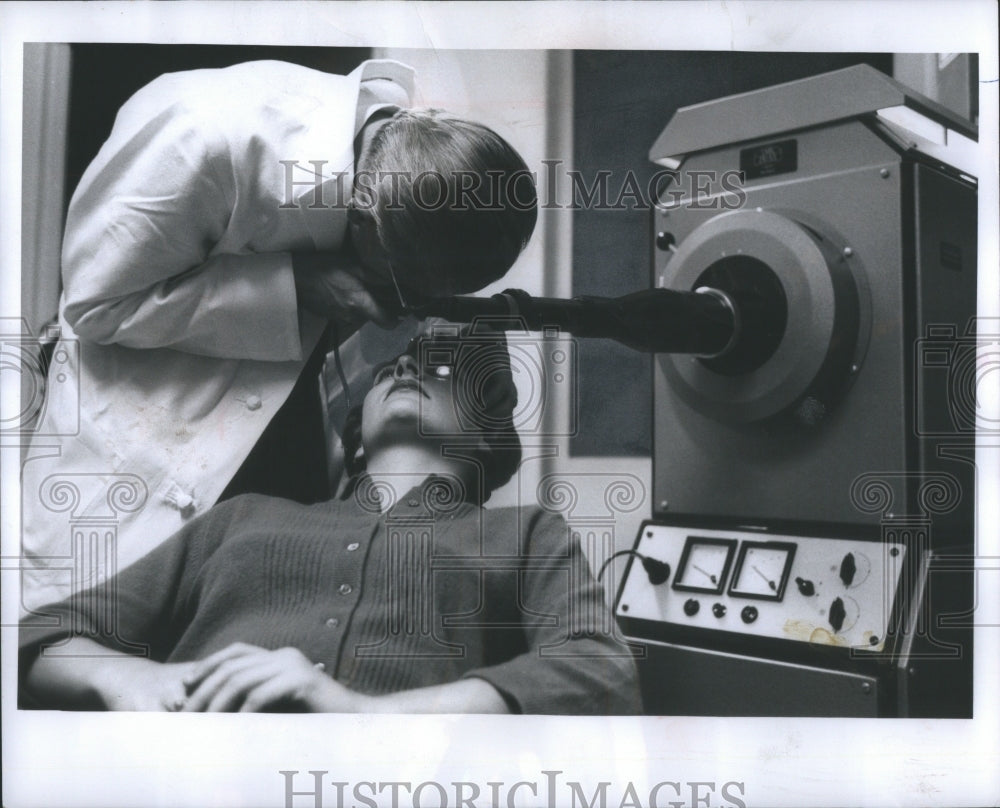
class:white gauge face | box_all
[729,542,796,600]
[673,538,736,594]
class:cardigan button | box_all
[346,542,360,552]
[324,618,340,628]
[338,584,353,595]
[407,498,419,507]
[245,394,262,411]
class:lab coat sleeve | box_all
[461,510,643,715]
[61,104,304,362]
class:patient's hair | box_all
[340,329,522,502]
[354,109,537,296]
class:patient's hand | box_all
[94,657,196,711]
[180,642,363,713]
[24,637,196,711]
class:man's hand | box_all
[292,252,397,328]
[180,643,368,713]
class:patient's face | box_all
[361,352,462,451]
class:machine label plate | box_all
[740,138,798,179]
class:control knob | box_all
[795,576,815,596]
[829,597,847,633]
[839,553,857,587]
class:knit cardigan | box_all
[20,486,641,715]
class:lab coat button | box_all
[245,394,262,411]
[163,484,197,517]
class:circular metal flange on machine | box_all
[661,209,861,424]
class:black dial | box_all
[840,553,857,587]
[829,597,847,632]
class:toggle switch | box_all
[740,605,758,624]
[829,597,846,633]
[712,603,727,618]
[839,553,857,587]
[655,231,676,252]
[795,576,815,596]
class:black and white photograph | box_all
[2,2,998,807]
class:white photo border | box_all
[2,2,998,807]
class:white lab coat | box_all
[21,59,415,610]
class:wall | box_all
[20,43,70,336]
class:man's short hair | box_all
[341,326,522,503]
[355,109,538,296]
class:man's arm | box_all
[60,98,391,360]
[60,103,308,361]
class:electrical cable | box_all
[597,550,671,585]
[328,322,352,412]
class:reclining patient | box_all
[20,328,641,715]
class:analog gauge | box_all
[673,537,737,595]
[729,541,797,601]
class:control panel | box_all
[615,523,906,651]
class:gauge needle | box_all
[693,564,717,584]
[752,564,776,590]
